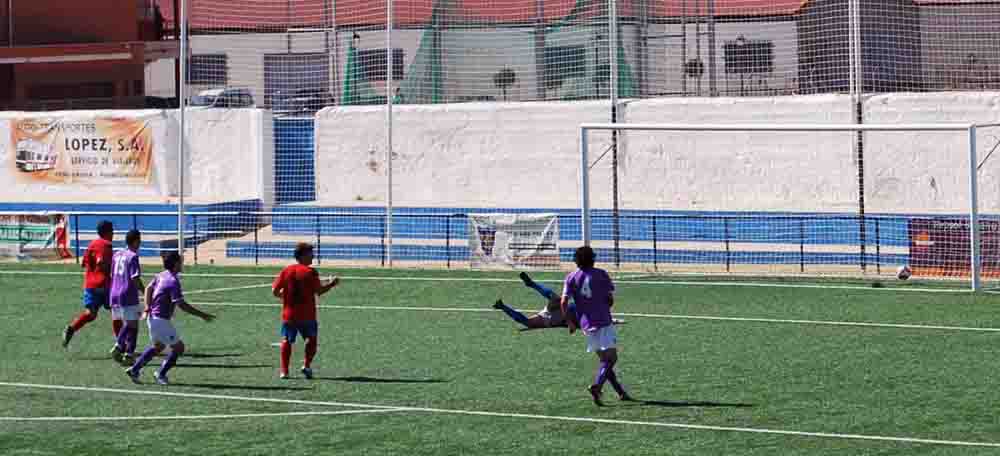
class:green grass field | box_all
[3,263,1000,455]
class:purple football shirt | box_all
[109,249,142,308]
[562,267,615,331]
[148,270,184,320]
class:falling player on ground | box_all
[493,271,624,330]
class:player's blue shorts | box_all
[81,288,108,312]
[281,320,318,343]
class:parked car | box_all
[272,88,334,116]
[189,88,255,108]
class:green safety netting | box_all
[343,0,636,104]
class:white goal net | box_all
[580,121,1000,290]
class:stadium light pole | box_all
[177,0,187,258]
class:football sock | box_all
[606,368,627,397]
[304,338,318,368]
[279,341,292,374]
[125,326,139,355]
[132,346,158,370]
[115,325,129,351]
[594,360,614,387]
[160,350,181,376]
[69,311,96,331]
[524,278,557,301]
[112,319,123,338]
[494,301,530,326]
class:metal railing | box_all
[60,210,909,273]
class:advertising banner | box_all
[468,213,560,269]
[908,218,1000,277]
[0,213,72,260]
[10,117,152,184]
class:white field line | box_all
[1,382,997,448]
[0,270,978,294]
[189,301,1000,333]
[0,408,405,422]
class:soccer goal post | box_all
[579,122,988,291]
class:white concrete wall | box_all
[865,91,1000,214]
[314,100,616,208]
[314,92,1000,213]
[0,109,274,206]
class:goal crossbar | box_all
[578,122,983,291]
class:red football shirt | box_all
[82,238,113,289]
[273,263,322,322]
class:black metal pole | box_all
[799,218,805,273]
[857,101,867,272]
[315,214,321,266]
[651,215,657,271]
[380,216,386,267]
[445,215,451,269]
[254,225,259,265]
[875,218,881,274]
[724,217,731,273]
[612,111,621,269]
[193,215,198,265]
[74,215,80,264]
[132,214,138,230]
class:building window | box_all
[723,37,774,74]
[356,49,404,81]
[28,82,115,100]
[543,45,586,89]
[188,54,228,85]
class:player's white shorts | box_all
[584,325,617,353]
[148,317,180,346]
[111,305,141,321]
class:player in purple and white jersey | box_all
[125,251,215,385]
[109,230,144,364]
[561,246,631,405]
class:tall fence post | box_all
[724,217,731,273]
[193,215,198,265]
[316,214,322,266]
[254,225,259,266]
[651,215,657,271]
[799,218,805,273]
[74,214,80,264]
[445,215,451,269]
[380,215,386,267]
[875,218,881,274]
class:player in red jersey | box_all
[271,242,339,379]
[62,220,119,349]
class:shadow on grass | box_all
[313,376,448,384]
[174,363,271,369]
[76,352,244,362]
[167,382,312,391]
[627,399,755,408]
[173,353,245,359]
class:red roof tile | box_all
[157,0,808,31]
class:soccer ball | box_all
[896,265,912,281]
